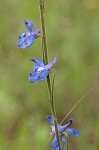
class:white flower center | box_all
[50,125,55,136]
[37,67,44,71]
[26,32,31,37]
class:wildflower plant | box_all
[16,0,80,149]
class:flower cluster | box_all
[17,20,57,82]
[16,20,40,49]
[16,19,80,150]
[46,115,80,150]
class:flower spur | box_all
[46,115,80,150]
[28,56,58,82]
[16,20,40,48]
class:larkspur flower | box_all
[28,56,58,82]
[16,20,40,49]
[46,115,80,150]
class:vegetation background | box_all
[0,0,99,149]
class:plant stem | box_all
[63,132,69,150]
[38,0,48,64]
[67,135,68,150]
[38,0,60,149]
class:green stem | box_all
[38,0,60,149]
[67,135,68,150]
[51,71,56,107]
[51,71,61,148]
[38,0,48,64]
[63,132,69,150]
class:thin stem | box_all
[41,135,52,150]
[51,71,60,148]
[63,132,69,150]
[66,135,68,150]
[39,0,48,64]
[51,71,56,106]
[38,0,60,149]
[60,84,99,125]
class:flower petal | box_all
[30,58,44,67]
[23,20,34,32]
[58,118,73,134]
[19,32,31,42]
[16,35,35,49]
[32,29,41,38]
[52,137,59,150]
[45,56,58,71]
[66,128,80,136]
[46,115,54,125]
[30,58,45,72]
[28,69,49,82]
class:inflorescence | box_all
[16,19,80,150]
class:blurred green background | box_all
[0,0,99,149]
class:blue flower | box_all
[46,115,80,150]
[28,56,58,82]
[16,20,40,49]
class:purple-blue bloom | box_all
[16,20,40,49]
[29,56,58,83]
[46,115,80,150]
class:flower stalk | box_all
[64,132,69,150]
[38,0,61,149]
